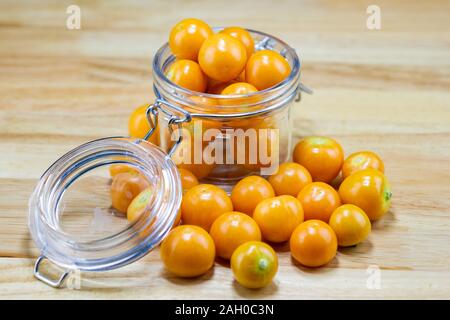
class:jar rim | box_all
[28,137,182,271]
[152,28,301,110]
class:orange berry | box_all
[338,169,392,221]
[110,172,149,213]
[253,195,304,243]
[109,164,137,177]
[166,59,207,92]
[268,162,312,196]
[210,212,261,259]
[245,50,291,90]
[198,33,247,82]
[231,241,278,288]
[127,187,153,222]
[128,104,159,144]
[160,225,215,277]
[293,136,344,183]
[178,168,199,191]
[297,182,341,222]
[329,204,371,247]
[290,220,337,267]
[342,151,384,179]
[231,176,275,215]
[169,18,213,61]
[181,184,233,231]
[221,82,258,95]
[220,27,254,58]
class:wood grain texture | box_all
[0,0,449,299]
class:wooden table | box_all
[1,0,449,299]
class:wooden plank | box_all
[0,256,449,299]
[0,0,449,299]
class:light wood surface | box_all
[1,0,449,299]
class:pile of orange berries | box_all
[109,136,391,289]
[168,18,290,96]
[127,19,291,138]
[127,18,294,156]
[110,19,392,289]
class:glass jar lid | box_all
[28,137,182,279]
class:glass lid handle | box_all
[143,99,192,157]
[34,255,70,288]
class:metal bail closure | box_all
[34,255,70,288]
[295,82,313,102]
[143,99,192,156]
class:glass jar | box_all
[151,29,306,190]
[28,28,309,287]
[29,137,182,287]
